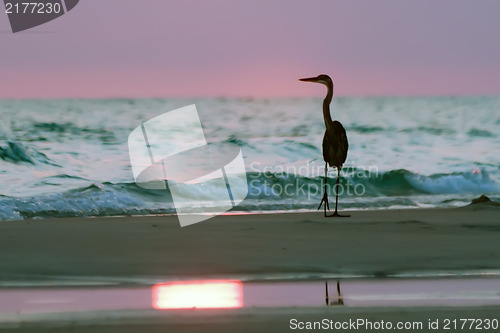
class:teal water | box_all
[0,97,499,220]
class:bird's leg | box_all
[317,162,330,217]
[332,167,350,217]
[325,280,329,306]
[337,280,344,305]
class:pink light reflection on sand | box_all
[152,280,243,310]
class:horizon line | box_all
[1,93,500,101]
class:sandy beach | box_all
[1,204,500,332]
[1,203,499,283]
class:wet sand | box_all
[3,306,500,332]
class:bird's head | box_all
[299,74,333,87]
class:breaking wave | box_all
[0,169,498,220]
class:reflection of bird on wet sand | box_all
[325,280,344,306]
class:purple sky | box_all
[1,0,500,98]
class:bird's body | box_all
[299,74,349,217]
[322,121,348,169]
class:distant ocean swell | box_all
[0,141,58,165]
[1,169,498,221]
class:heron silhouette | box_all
[300,74,349,217]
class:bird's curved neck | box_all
[323,83,334,129]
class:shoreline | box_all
[4,195,498,223]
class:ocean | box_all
[1,97,499,221]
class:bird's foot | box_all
[329,210,350,218]
[317,192,330,216]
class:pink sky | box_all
[1,0,500,98]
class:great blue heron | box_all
[300,74,349,217]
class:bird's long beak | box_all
[299,77,319,83]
